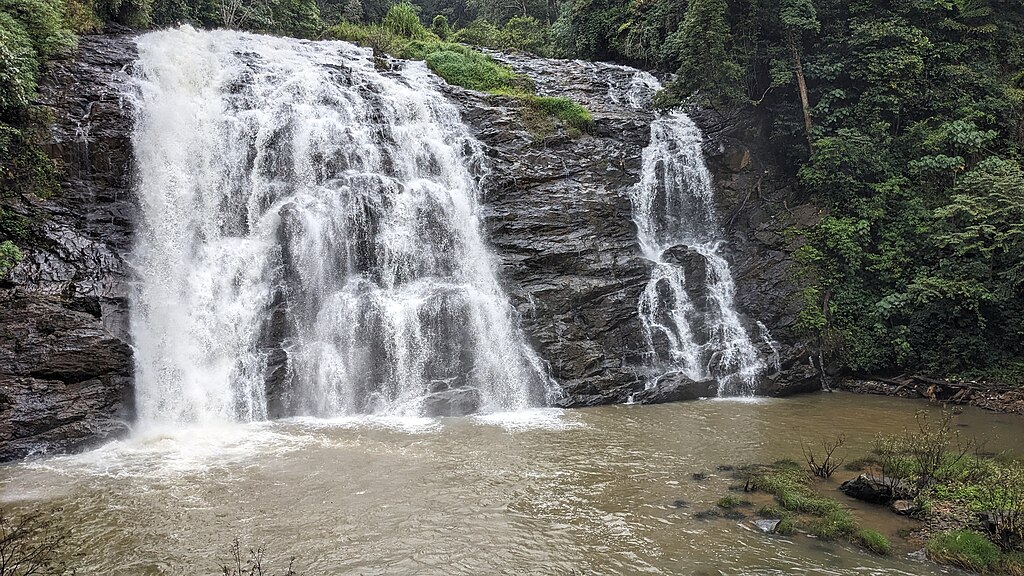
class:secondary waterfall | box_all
[627,88,766,396]
[128,27,552,425]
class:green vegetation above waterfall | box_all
[324,3,593,132]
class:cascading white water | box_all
[627,89,767,396]
[129,26,553,425]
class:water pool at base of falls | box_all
[4,393,1020,575]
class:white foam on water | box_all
[473,408,584,432]
[709,396,774,405]
[286,414,441,434]
[13,422,314,481]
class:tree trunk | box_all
[787,31,813,145]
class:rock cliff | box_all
[0,36,137,460]
[0,34,821,460]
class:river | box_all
[3,392,1020,574]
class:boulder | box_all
[422,387,483,417]
[839,474,907,504]
[890,500,919,516]
[631,372,718,405]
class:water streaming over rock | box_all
[128,27,553,425]
[626,87,767,396]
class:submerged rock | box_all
[422,388,483,417]
[632,372,718,405]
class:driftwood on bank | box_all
[837,375,1024,416]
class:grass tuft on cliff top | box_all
[324,3,593,134]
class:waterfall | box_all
[128,26,552,425]
[628,95,766,396]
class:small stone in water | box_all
[755,519,781,533]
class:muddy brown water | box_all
[3,392,1021,575]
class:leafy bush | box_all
[0,0,75,58]
[0,508,72,575]
[430,14,450,39]
[809,509,858,540]
[0,11,38,114]
[381,2,428,39]
[451,17,501,46]
[856,529,891,555]
[0,239,21,276]
[775,517,796,535]
[927,530,1001,573]
[757,504,784,519]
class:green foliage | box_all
[1,124,62,198]
[0,239,21,276]
[856,529,891,555]
[809,508,858,540]
[0,0,75,58]
[774,516,796,535]
[667,0,742,107]
[451,15,551,55]
[0,11,38,114]
[430,13,450,38]
[325,16,591,133]
[424,47,519,91]
[927,530,1001,572]
[382,2,429,39]
[520,95,593,132]
[450,17,500,45]
[780,0,819,34]
[342,0,364,22]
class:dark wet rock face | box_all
[423,387,483,417]
[0,36,137,460]
[632,372,717,405]
[447,60,657,406]
[688,107,826,395]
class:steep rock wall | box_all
[0,36,137,460]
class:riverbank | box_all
[838,377,1024,416]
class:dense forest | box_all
[2,0,1023,384]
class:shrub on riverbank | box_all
[740,460,870,544]
[856,529,891,555]
[0,508,72,575]
[927,530,1001,573]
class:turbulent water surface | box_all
[2,394,1020,574]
